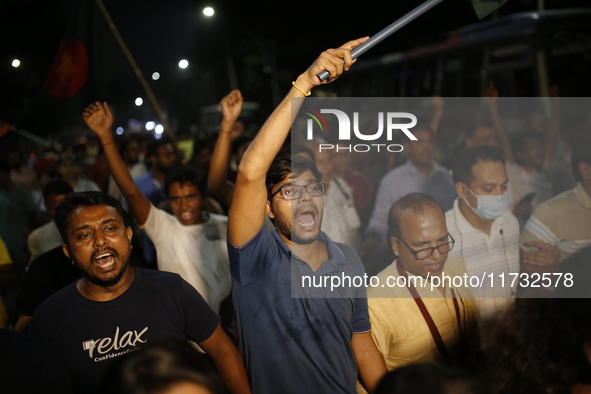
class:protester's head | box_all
[375,364,481,394]
[43,179,74,219]
[291,143,315,162]
[313,145,334,183]
[146,138,177,173]
[484,298,591,394]
[404,126,435,168]
[571,134,591,185]
[7,150,24,170]
[56,154,81,183]
[513,132,545,170]
[266,154,324,244]
[119,138,141,166]
[452,146,508,221]
[164,164,207,226]
[99,338,227,394]
[332,143,352,177]
[388,193,451,278]
[465,120,498,148]
[192,139,213,170]
[55,192,133,288]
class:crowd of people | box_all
[1,38,591,394]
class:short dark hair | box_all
[42,179,74,200]
[266,154,322,200]
[55,192,131,244]
[571,134,591,182]
[146,137,172,159]
[291,143,315,162]
[164,164,207,197]
[99,338,227,394]
[452,145,505,186]
[388,193,443,239]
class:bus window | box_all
[544,27,591,96]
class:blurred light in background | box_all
[178,59,189,69]
[203,7,214,17]
[116,127,124,135]
[155,124,164,134]
[11,59,20,68]
[135,97,143,106]
[145,121,156,131]
[152,72,160,80]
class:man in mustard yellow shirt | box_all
[362,193,480,389]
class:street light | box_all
[135,97,143,106]
[11,59,20,68]
[178,59,189,69]
[203,7,214,17]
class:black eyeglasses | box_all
[271,182,325,200]
[397,233,455,260]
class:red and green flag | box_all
[20,0,131,135]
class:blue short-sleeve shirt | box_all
[228,227,370,394]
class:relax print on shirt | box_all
[82,326,148,361]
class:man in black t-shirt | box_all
[29,192,250,394]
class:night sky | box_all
[1,0,589,137]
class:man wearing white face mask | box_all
[445,146,520,320]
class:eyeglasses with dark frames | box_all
[397,233,455,260]
[271,182,325,200]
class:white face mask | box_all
[464,186,508,220]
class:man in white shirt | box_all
[445,145,519,320]
[27,180,73,260]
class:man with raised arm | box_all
[83,104,230,313]
[227,38,386,394]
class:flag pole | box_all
[93,0,176,142]
[0,120,53,147]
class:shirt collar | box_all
[403,159,447,176]
[574,182,591,209]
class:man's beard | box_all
[85,262,129,287]
[274,209,322,245]
[78,248,131,287]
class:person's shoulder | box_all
[33,281,78,319]
[374,261,398,280]
[382,164,409,180]
[137,267,183,286]
[331,240,359,261]
[541,188,576,209]
[27,225,43,243]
